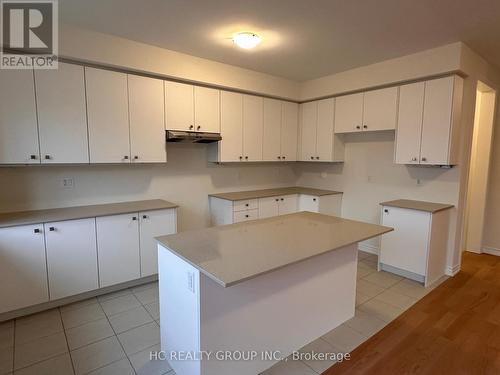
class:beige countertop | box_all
[157,211,392,287]
[380,199,454,213]
[0,199,178,228]
[209,186,343,201]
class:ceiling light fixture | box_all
[233,32,261,49]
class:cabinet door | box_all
[165,81,194,131]
[86,68,130,163]
[298,195,319,212]
[258,197,280,219]
[316,98,335,161]
[45,219,98,300]
[0,225,49,313]
[395,82,424,165]
[281,102,298,161]
[242,95,263,161]
[299,101,317,161]
[35,62,89,164]
[220,91,243,162]
[96,213,140,287]
[194,86,220,133]
[139,209,176,277]
[278,194,298,215]
[233,209,258,223]
[420,76,455,165]
[380,207,430,275]
[262,98,282,161]
[363,87,398,131]
[334,93,363,133]
[128,75,167,163]
[0,69,39,164]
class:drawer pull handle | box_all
[245,203,249,207]
[142,215,148,219]
[245,214,249,218]
[34,228,41,234]
[132,216,138,221]
[49,227,55,231]
[384,209,389,213]
[313,198,316,202]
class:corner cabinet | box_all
[299,98,344,162]
[395,76,463,166]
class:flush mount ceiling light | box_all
[233,32,261,49]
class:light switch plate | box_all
[61,178,74,189]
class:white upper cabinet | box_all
[316,98,335,161]
[363,87,398,131]
[395,76,463,166]
[281,102,298,161]
[128,75,167,163]
[299,101,318,161]
[216,91,243,162]
[395,82,425,164]
[35,62,89,164]
[242,95,264,161]
[165,81,194,131]
[45,218,99,300]
[194,86,220,133]
[86,67,130,163]
[0,69,39,164]
[420,76,463,165]
[334,92,363,133]
[262,98,282,161]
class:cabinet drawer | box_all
[233,209,259,223]
[233,199,258,212]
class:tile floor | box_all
[0,251,441,375]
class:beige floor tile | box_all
[298,338,341,373]
[86,358,135,375]
[66,318,115,350]
[356,264,375,279]
[0,345,13,375]
[133,287,159,306]
[355,292,371,307]
[15,309,63,345]
[389,278,430,299]
[60,298,98,313]
[261,357,317,375]
[344,309,387,337]
[70,336,125,375]
[129,343,172,375]
[117,322,160,356]
[362,271,403,288]
[358,299,404,323]
[109,306,153,334]
[0,321,14,350]
[322,324,367,352]
[374,289,418,310]
[357,251,371,260]
[14,353,73,375]
[360,259,378,270]
[144,302,160,321]
[14,331,68,370]
[356,279,385,298]
[97,289,132,303]
[100,295,141,317]
[61,304,106,329]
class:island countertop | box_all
[209,186,342,201]
[156,211,392,287]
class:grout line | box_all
[59,307,77,375]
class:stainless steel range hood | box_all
[166,130,221,143]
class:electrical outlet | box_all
[61,178,74,189]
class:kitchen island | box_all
[156,212,391,375]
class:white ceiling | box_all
[59,0,500,81]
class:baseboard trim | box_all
[445,264,460,276]
[358,242,379,255]
[483,247,500,256]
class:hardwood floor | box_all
[323,252,500,375]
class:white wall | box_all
[0,144,297,232]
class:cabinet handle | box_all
[245,214,249,218]
[280,198,284,201]
[189,125,194,130]
[197,125,201,130]
[124,155,129,160]
[134,156,139,160]
[245,156,248,160]
[245,203,249,207]
[316,156,320,160]
[239,156,243,160]
[49,227,55,231]
[33,228,41,234]
[384,209,389,213]
[363,125,368,129]
[30,154,37,160]
[313,198,317,202]
[282,156,286,160]
[142,215,148,219]
[132,216,138,221]
[277,156,281,160]
[44,155,51,160]
[275,198,279,202]
[310,156,314,160]
[421,157,427,162]
[356,125,361,129]
[411,157,417,162]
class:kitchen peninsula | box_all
[157,211,392,375]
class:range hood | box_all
[166,130,221,143]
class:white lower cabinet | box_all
[139,209,177,277]
[298,194,342,216]
[258,197,280,219]
[0,225,49,314]
[45,219,99,300]
[96,213,141,287]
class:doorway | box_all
[464,82,497,253]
